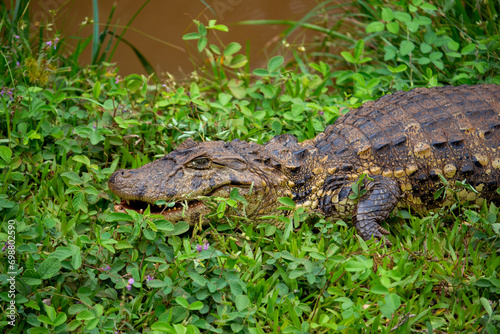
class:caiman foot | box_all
[354,219,392,245]
[353,175,401,246]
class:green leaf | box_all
[260,85,275,98]
[365,21,384,33]
[429,51,443,60]
[151,322,174,332]
[92,81,101,99]
[379,293,401,318]
[71,251,82,270]
[406,21,419,33]
[182,32,201,40]
[188,301,204,311]
[400,40,415,56]
[198,23,207,36]
[229,54,248,68]
[155,220,174,231]
[345,258,373,272]
[68,304,88,315]
[48,247,74,260]
[414,16,432,25]
[188,270,207,287]
[218,92,232,106]
[72,155,91,166]
[278,197,295,208]
[38,258,61,279]
[53,313,67,327]
[461,44,476,54]
[420,3,437,10]
[223,42,241,56]
[354,39,365,60]
[143,229,156,240]
[271,120,282,135]
[253,68,269,76]
[386,22,399,34]
[289,269,307,279]
[371,285,390,294]
[432,60,444,70]
[235,295,250,311]
[418,57,430,65]
[480,297,493,316]
[381,7,394,21]
[76,310,95,321]
[0,146,12,163]
[61,171,83,185]
[45,305,56,322]
[72,192,85,211]
[165,221,190,236]
[394,11,411,22]
[22,269,42,286]
[447,40,460,51]
[209,24,228,32]
[147,279,168,288]
[387,64,407,73]
[267,56,284,73]
[105,212,133,222]
[38,315,54,326]
[341,51,356,63]
[229,280,243,295]
[175,296,190,309]
[420,43,432,53]
[197,37,207,52]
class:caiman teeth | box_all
[116,199,203,215]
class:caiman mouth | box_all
[112,183,254,221]
[114,199,204,215]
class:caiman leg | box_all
[353,176,401,241]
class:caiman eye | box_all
[187,158,211,169]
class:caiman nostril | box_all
[118,170,132,178]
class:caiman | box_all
[109,84,500,241]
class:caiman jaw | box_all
[113,198,204,216]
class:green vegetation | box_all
[1,0,500,333]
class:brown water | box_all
[31,0,321,78]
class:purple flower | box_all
[126,278,135,291]
[196,244,203,252]
[203,242,209,250]
[101,265,111,271]
[46,38,59,49]
[146,275,154,281]
[318,110,324,116]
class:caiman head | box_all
[108,138,294,225]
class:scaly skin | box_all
[108,84,500,241]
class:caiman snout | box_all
[109,169,132,184]
[108,169,145,200]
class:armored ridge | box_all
[108,84,500,241]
